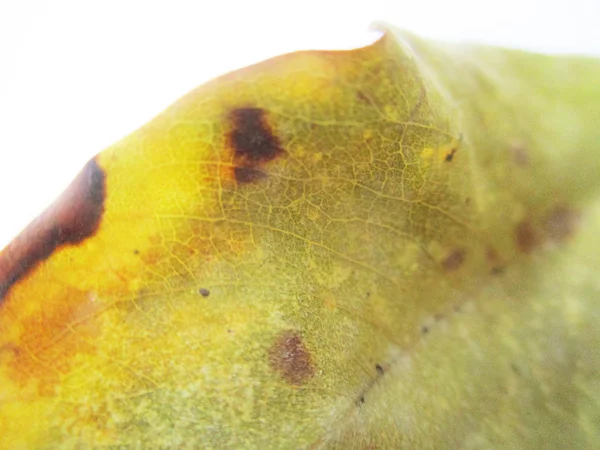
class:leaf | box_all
[1,24,599,448]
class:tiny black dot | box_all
[199,288,210,297]
[421,325,429,334]
[375,364,384,375]
[358,395,365,405]
[133,249,140,255]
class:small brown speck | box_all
[515,220,538,253]
[485,246,499,263]
[269,330,314,385]
[442,249,465,271]
[509,140,530,166]
[545,206,579,242]
[356,90,370,103]
[375,364,384,376]
[199,288,210,297]
[486,246,504,274]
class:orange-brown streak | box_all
[0,157,106,303]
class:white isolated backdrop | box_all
[1,0,599,248]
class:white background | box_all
[1,0,599,248]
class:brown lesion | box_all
[544,205,579,242]
[514,205,579,255]
[269,330,314,385]
[441,248,465,271]
[0,157,106,302]
[227,107,287,184]
[356,89,370,104]
[515,220,538,254]
[509,140,530,166]
[444,147,458,162]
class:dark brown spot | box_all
[228,107,286,183]
[445,147,458,162]
[375,364,384,376]
[199,288,210,297]
[269,330,314,385]
[515,220,538,254]
[545,206,579,242]
[421,325,430,334]
[0,158,106,302]
[442,248,465,271]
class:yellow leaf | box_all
[1,25,599,448]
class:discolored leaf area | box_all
[1,25,600,449]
